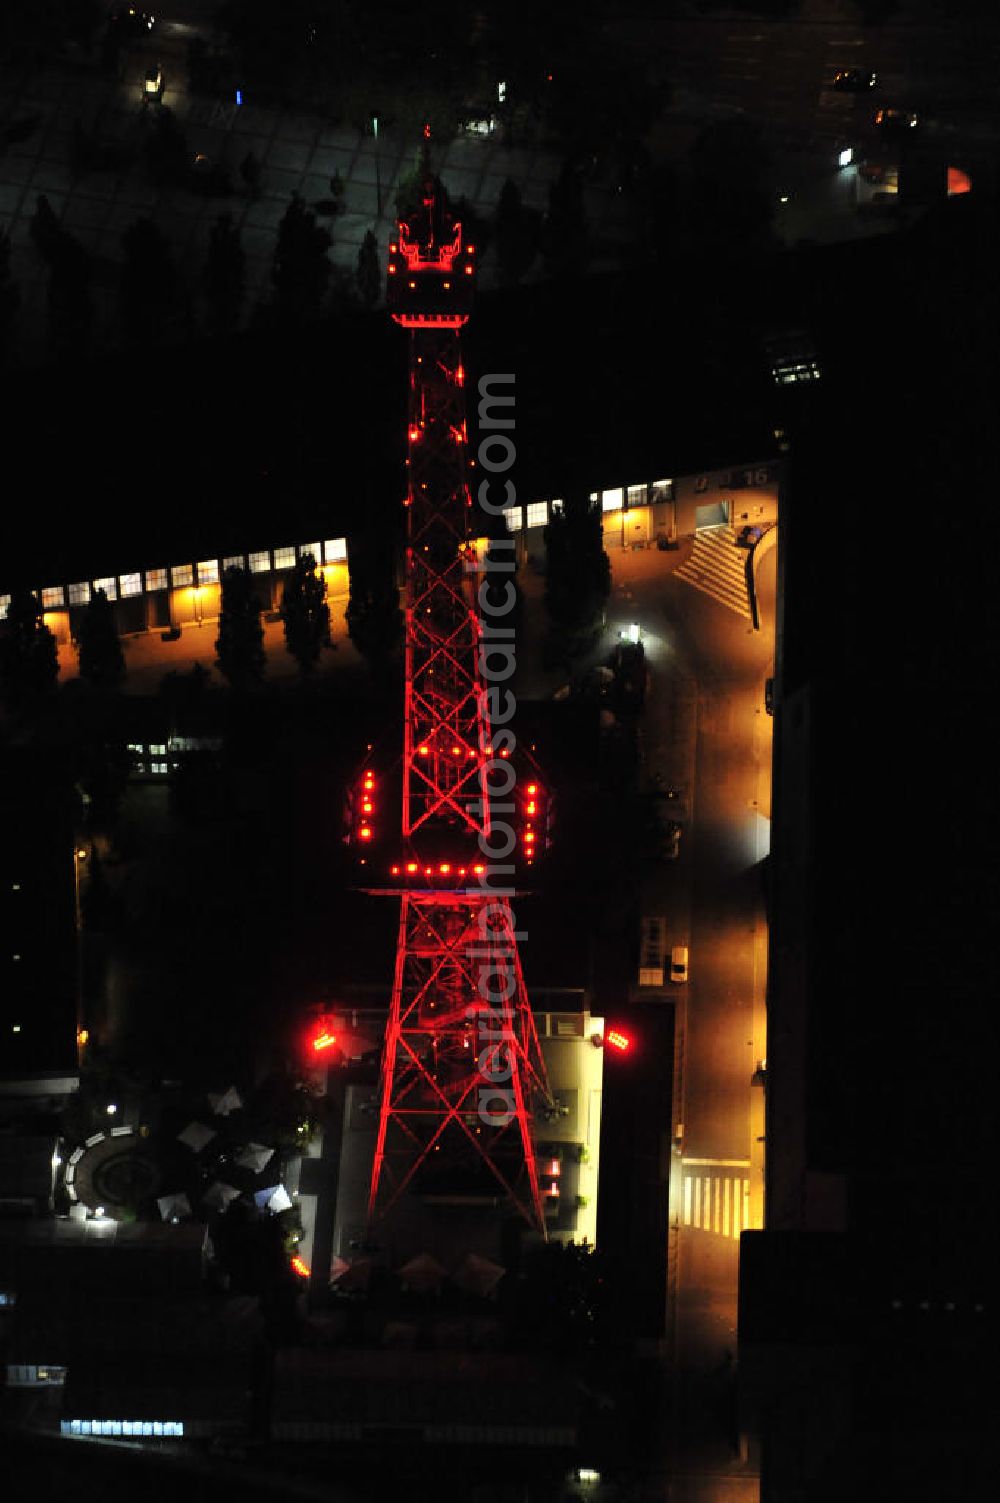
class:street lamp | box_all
[143,66,164,105]
[73,844,87,1058]
[372,114,382,217]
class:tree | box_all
[204,213,245,331]
[685,120,774,252]
[0,228,19,360]
[0,588,59,708]
[345,526,402,667]
[543,163,589,281]
[271,192,331,325]
[144,109,189,187]
[494,178,540,286]
[239,149,262,197]
[120,216,176,344]
[543,490,610,637]
[77,587,125,688]
[76,739,131,835]
[215,565,265,689]
[356,229,380,308]
[48,228,94,356]
[30,194,62,262]
[279,553,330,673]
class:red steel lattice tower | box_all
[365,155,553,1234]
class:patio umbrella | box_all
[177,1121,216,1153]
[203,1181,240,1212]
[254,1184,293,1213]
[453,1252,506,1298]
[399,1252,447,1294]
[156,1192,192,1222]
[208,1086,243,1116]
[235,1143,275,1173]
[331,1257,372,1292]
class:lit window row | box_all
[61,1419,184,1437]
[772,361,822,385]
[6,1364,66,1386]
[497,482,674,536]
[3,542,349,617]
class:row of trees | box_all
[0,191,382,365]
[3,128,774,367]
[0,555,345,710]
[0,500,611,711]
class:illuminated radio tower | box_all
[363,149,554,1234]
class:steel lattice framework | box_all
[366,158,553,1234]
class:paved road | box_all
[606,528,775,1498]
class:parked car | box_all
[110,7,155,38]
[189,153,233,196]
[874,106,920,136]
[662,821,682,861]
[143,65,164,103]
[610,640,647,712]
[653,784,685,811]
[670,946,688,984]
[832,69,878,93]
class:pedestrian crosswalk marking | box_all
[681,1167,751,1239]
[673,527,752,619]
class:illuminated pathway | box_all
[608,522,776,1499]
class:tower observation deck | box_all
[362,155,555,1235]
